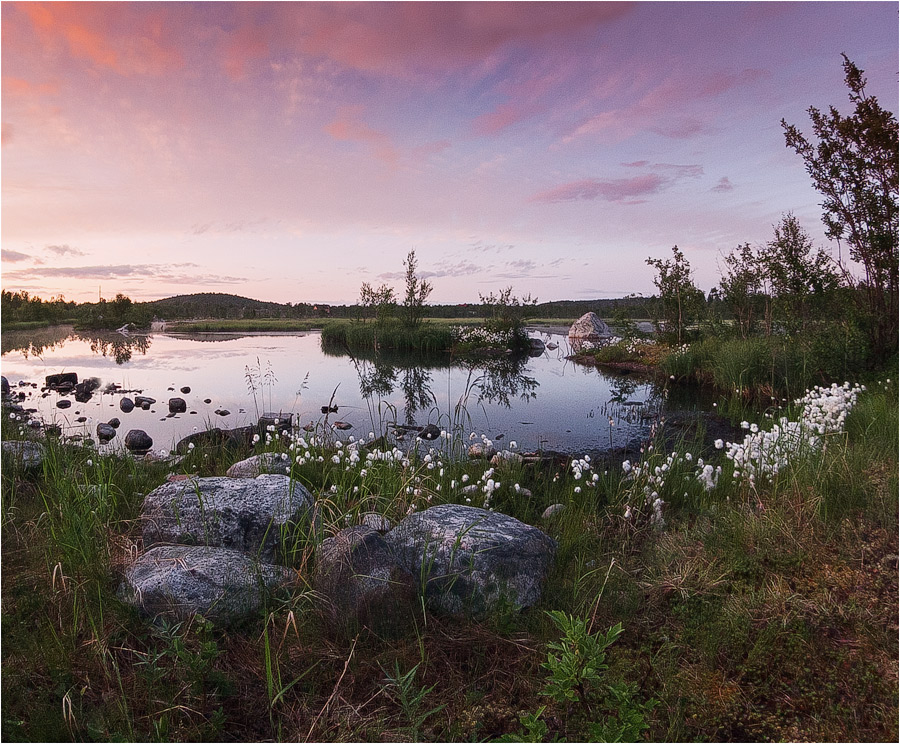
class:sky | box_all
[1,1,897,305]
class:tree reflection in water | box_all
[80,332,152,364]
[2,325,152,365]
[340,343,538,426]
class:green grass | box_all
[2,379,896,741]
[167,318,327,332]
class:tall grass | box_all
[321,320,454,354]
[661,333,878,401]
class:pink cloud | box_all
[212,2,633,79]
[323,108,399,165]
[472,101,537,135]
[565,67,770,143]
[16,2,184,76]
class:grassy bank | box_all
[166,318,327,333]
[1,377,896,741]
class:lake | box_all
[1,325,686,457]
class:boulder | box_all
[141,474,315,563]
[108,417,121,429]
[385,504,557,617]
[491,450,524,469]
[135,396,156,408]
[120,397,135,413]
[1,440,45,470]
[226,452,292,478]
[314,526,416,635]
[567,312,612,349]
[174,426,254,454]
[359,512,393,533]
[541,504,566,520]
[1,376,9,396]
[259,412,292,436]
[468,442,496,460]
[180,386,191,394]
[168,397,187,414]
[118,544,295,627]
[96,423,117,442]
[124,429,153,452]
[56,399,72,409]
[46,372,78,389]
[528,338,546,355]
[215,409,231,416]
[418,424,441,441]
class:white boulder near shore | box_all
[568,312,613,350]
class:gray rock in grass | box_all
[314,526,416,635]
[226,452,292,478]
[385,504,556,618]
[118,544,295,627]
[141,474,314,562]
[1,440,45,470]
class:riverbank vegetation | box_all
[2,370,896,741]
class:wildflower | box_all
[574,486,581,494]
[86,459,93,467]
[252,433,261,444]
[462,474,469,483]
[188,442,195,450]
[509,441,517,450]
[714,439,724,449]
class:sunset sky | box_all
[2,1,897,305]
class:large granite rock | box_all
[226,452,292,478]
[141,474,315,562]
[118,544,295,627]
[120,397,135,413]
[385,504,556,617]
[314,526,416,635]
[1,440,45,470]
[568,312,612,349]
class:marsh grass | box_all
[1,378,896,741]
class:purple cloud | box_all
[712,176,734,193]
[531,174,668,204]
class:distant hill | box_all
[142,292,657,321]
[143,293,293,320]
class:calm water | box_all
[1,326,668,455]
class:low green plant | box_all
[502,614,656,742]
[379,659,447,742]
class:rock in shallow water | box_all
[384,504,556,618]
[118,544,295,627]
[124,429,153,452]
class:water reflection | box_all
[2,325,152,364]
[330,342,539,425]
